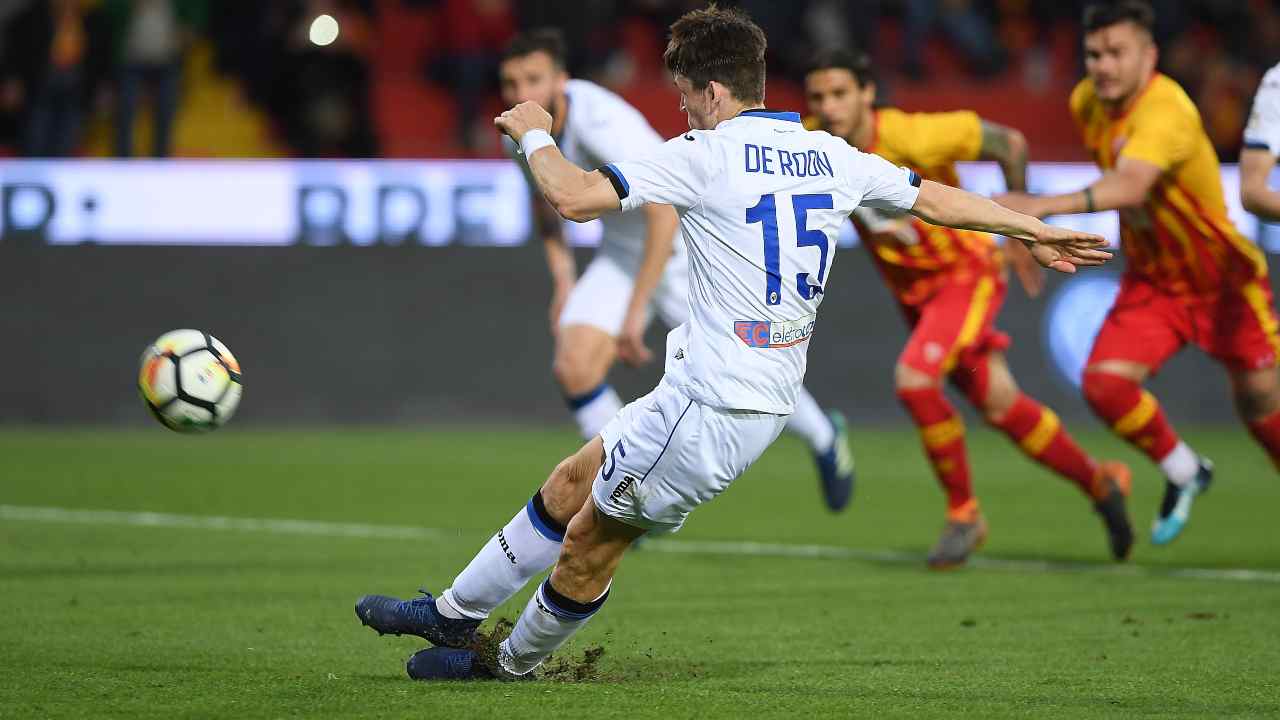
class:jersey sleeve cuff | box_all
[895,167,922,210]
[599,163,630,199]
[899,183,922,211]
[1244,138,1277,155]
[601,163,643,211]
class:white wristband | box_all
[520,129,556,158]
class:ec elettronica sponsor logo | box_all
[734,315,817,349]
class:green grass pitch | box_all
[2,426,1278,718]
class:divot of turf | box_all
[468,617,515,679]
[541,645,606,682]
[468,618,607,683]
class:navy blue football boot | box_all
[406,647,495,681]
[814,410,855,511]
[355,590,479,648]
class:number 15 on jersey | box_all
[746,193,836,306]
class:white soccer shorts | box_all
[558,253,691,336]
[593,377,787,533]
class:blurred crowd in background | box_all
[1,0,1279,162]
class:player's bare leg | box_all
[537,437,605,517]
[355,438,604,646]
[895,363,986,569]
[497,500,644,675]
[955,351,1133,560]
[1230,365,1280,469]
[547,501,640,599]
[554,324,622,439]
[407,497,645,680]
[1083,360,1213,545]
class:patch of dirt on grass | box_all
[469,617,607,683]
[468,617,516,678]
[540,645,606,682]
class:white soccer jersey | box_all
[602,109,921,414]
[1245,63,1280,155]
[507,79,676,272]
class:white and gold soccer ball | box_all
[138,329,243,433]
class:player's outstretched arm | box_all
[495,102,621,223]
[910,180,1112,274]
[1240,148,1280,221]
[993,156,1162,219]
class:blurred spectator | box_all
[0,0,27,149]
[902,0,1007,79]
[270,0,378,157]
[736,0,814,77]
[429,0,514,152]
[205,3,275,104]
[1155,0,1280,158]
[804,1,880,60]
[1,0,104,157]
[104,0,206,158]
[2,0,1279,162]
[516,0,620,75]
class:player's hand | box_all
[1025,223,1112,274]
[495,101,553,144]
[994,192,1049,219]
[617,311,653,367]
[1003,237,1046,298]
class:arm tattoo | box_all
[980,120,1028,192]
[980,121,1011,158]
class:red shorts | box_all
[1089,274,1280,373]
[899,271,1012,380]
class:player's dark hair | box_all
[502,28,568,69]
[1082,1,1156,36]
[663,5,767,104]
[806,48,874,88]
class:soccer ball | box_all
[138,329,243,433]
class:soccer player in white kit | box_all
[356,7,1111,680]
[498,30,856,510]
[1243,63,1280,222]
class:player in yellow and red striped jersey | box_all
[996,1,1280,546]
[805,49,1134,569]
